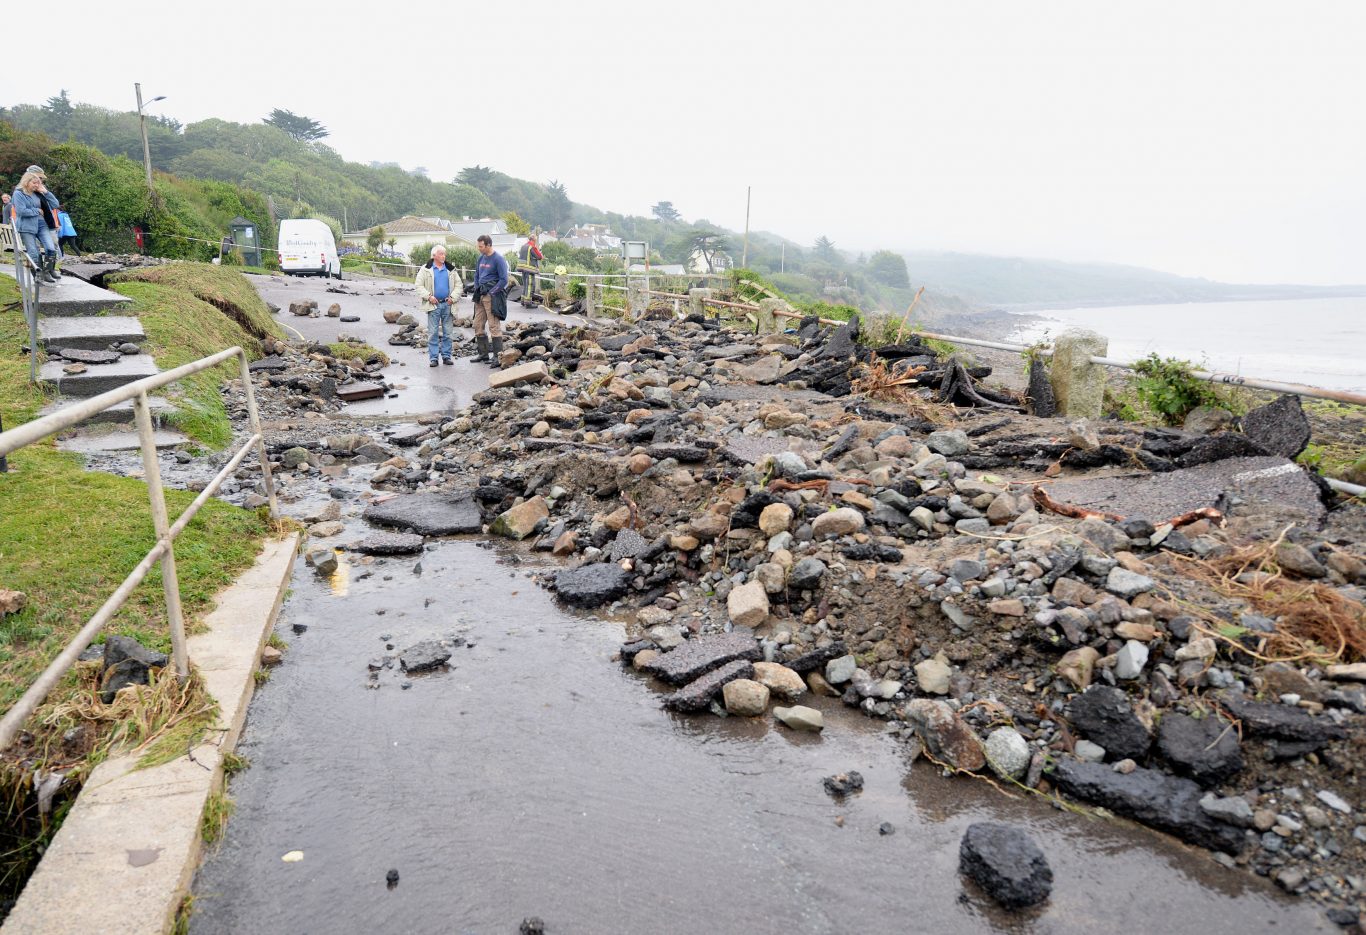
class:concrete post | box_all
[584,281,598,319]
[756,298,784,334]
[555,273,569,298]
[1050,328,1109,419]
[627,277,648,319]
[689,288,712,318]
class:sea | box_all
[1005,296,1366,394]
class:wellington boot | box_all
[488,337,504,367]
[474,335,490,363]
[42,255,60,284]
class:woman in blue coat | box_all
[10,170,61,283]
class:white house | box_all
[342,216,461,257]
[563,223,623,253]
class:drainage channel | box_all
[189,523,1328,934]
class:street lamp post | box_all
[134,83,167,192]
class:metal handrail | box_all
[0,345,279,750]
[7,219,42,384]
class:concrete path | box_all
[0,535,299,935]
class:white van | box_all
[278,219,340,278]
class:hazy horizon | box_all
[5,0,1363,286]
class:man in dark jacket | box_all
[471,234,509,365]
[517,234,543,302]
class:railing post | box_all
[1050,328,1109,419]
[133,390,189,681]
[238,351,279,518]
[584,280,598,319]
[689,288,712,318]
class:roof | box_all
[349,216,449,236]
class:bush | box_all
[1130,353,1221,425]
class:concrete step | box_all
[55,427,189,454]
[39,354,160,397]
[38,316,146,351]
[33,276,132,318]
[37,394,177,427]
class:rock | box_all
[1316,789,1352,814]
[260,645,283,667]
[722,679,770,716]
[553,563,633,609]
[662,659,755,712]
[1066,686,1150,761]
[739,354,782,384]
[0,589,27,617]
[1105,567,1154,599]
[773,705,825,731]
[364,490,482,535]
[784,641,847,674]
[903,699,986,771]
[927,429,970,457]
[1199,793,1255,827]
[811,508,865,539]
[687,512,730,541]
[353,532,425,556]
[823,771,864,797]
[1183,406,1236,435]
[1242,394,1311,459]
[281,446,312,469]
[806,672,839,697]
[326,302,341,317]
[383,309,402,323]
[1057,647,1100,691]
[1050,760,1244,853]
[1067,419,1100,451]
[914,653,952,695]
[1026,358,1057,417]
[552,531,578,556]
[1273,541,1326,578]
[307,547,338,575]
[642,632,763,685]
[948,558,987,582]
[985,727,1031,781]
[1114,640,1149,680]
[752,662,807,701]
[488,360,549,388]
[758,503,793,535]
[909,506,935,532]
[754,562,786,594]
[1157,713,1243,787]
[825,655,857,685]
[1219,692,1347,745]
[118,342,141,355]
[788,557,827,591]
[609,529,650,562]
[1326,662,1366,682]
[309,520,344,538]
[289,300,316,316]
[987,599,1025,617]
[1073,740,1107,763]
[959,823,1053,909]
[490,496,550,540]
[399,640,451,672]
[727,580,770,627]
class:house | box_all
[628,263,687,275]
[342,216,459,258]
[688,248,733,274]
[563,223,623,254]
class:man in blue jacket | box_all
[471,234,509,365]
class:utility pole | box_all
[134,83,167,194]
[342,205,348,233]
[781,242,785,274]
[741,185,751,269]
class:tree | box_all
[652,201,681,224]
[542,179,571,231]
[263,109,329,142]
[502,210,530,236]
[367,226,385,253]
[457,164,495,190]
[386,237,397,253]
[813,235,838,263]
[867,250,910,288]
[44,90,74,123]
[687,227,730,272]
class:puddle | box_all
[190,522,1329,934]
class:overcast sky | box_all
[7,0,1364,284]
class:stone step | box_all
[34,276,132,318]
[37,394,177,428]
[39,354,160,397]
[38,316,146,351]
[55,427,189,454]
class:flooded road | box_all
[245,272,586,418]
[190,506,1327,934]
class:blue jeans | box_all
[21,228,57,271]
[427,301,453,361]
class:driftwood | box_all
[937,359,1024,411]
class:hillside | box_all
[903,250,1366,309]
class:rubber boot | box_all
[488,337,504,367]
[474,335,490,363]
[42,254,59,284]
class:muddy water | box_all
[191,527,1328,934]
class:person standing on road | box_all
[415,245,460,366]
[10,170,61,284]
[517,233,542,302]
[471,234,508,365]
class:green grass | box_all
[327,342,389,366]
[103,263,284,448]
[200,790,234,846]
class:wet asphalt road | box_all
[188,502,1328,935]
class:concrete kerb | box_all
[1,533,300,935]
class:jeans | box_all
[20,228,57,271]
[427,300,454,360]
